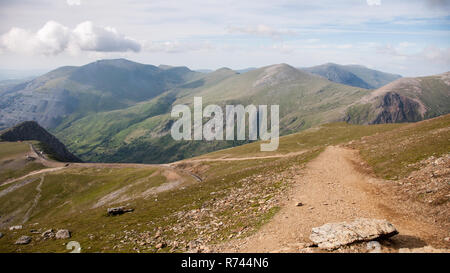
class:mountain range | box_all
[0,58,448,163]
[302,63,402,89]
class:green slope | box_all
[55,64,369,163]
[0,59,202,129]
[1,115,448,252]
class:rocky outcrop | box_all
[345,72,450,125]
[107,206,134,216]
[0,121,81,162]
[15,235,32,245]
[55,229,71,239]
[309,218,398,249]
[372,92,424,123]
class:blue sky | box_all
[0,0,449,76]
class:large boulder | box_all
[55,229,71,239]
[310,218,398,249]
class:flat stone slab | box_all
[15,235,32,245]
[310,218,398,249]
[55,229,71,239]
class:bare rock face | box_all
[15,235,32,245]
[55,229,71,239]
[372,92,423,124]
[310,218,398,250]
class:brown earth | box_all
[214,146,449,253]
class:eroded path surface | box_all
[217,146,446,253]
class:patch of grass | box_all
[0,162,47,183]
[0,142,30,160]
[351,114,450,179]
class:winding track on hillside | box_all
[216,146,446,252]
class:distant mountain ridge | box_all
[0,58,448,164]
[302,63,402,89]
[345,72,450,124]
[54,63,369,163]
[0,121,81,162]
[0,59,201,129]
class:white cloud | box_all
[377,43,450,66]
[227,24,295,38]
[143,40,214,53]
[367,0,381,6]
[36,21,71,55]
[420,46,450,64]
[67,0,81,6]
[0,21,141,55]
[72,21,140,52]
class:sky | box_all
[0,0,449,77]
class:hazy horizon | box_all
[0,0,449,77]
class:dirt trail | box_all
[0,167,66,187]
[218,146,445,252]
[22,176,44,224]
[172,150,307,164]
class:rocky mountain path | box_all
[217,146,446,252]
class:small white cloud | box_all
[305,38,320,43]
[67,0,81,6]
[227,25,294,38]
[336,44,353,49]
[143,40,214,53]
[366,0,381,6]
[0,21,141,55]
[420,46,450,64]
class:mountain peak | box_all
[253,63,307,88]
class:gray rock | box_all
[310,218,398,249]
[55,229,71,239]
[9,225,22,231]
[0,232,3,239]
[15,235,32,245]
[107,206,134,216]
[41,229,55,239]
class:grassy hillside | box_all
[6,115,449,252]
[349,114,450,180]
[55,64,369,163]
